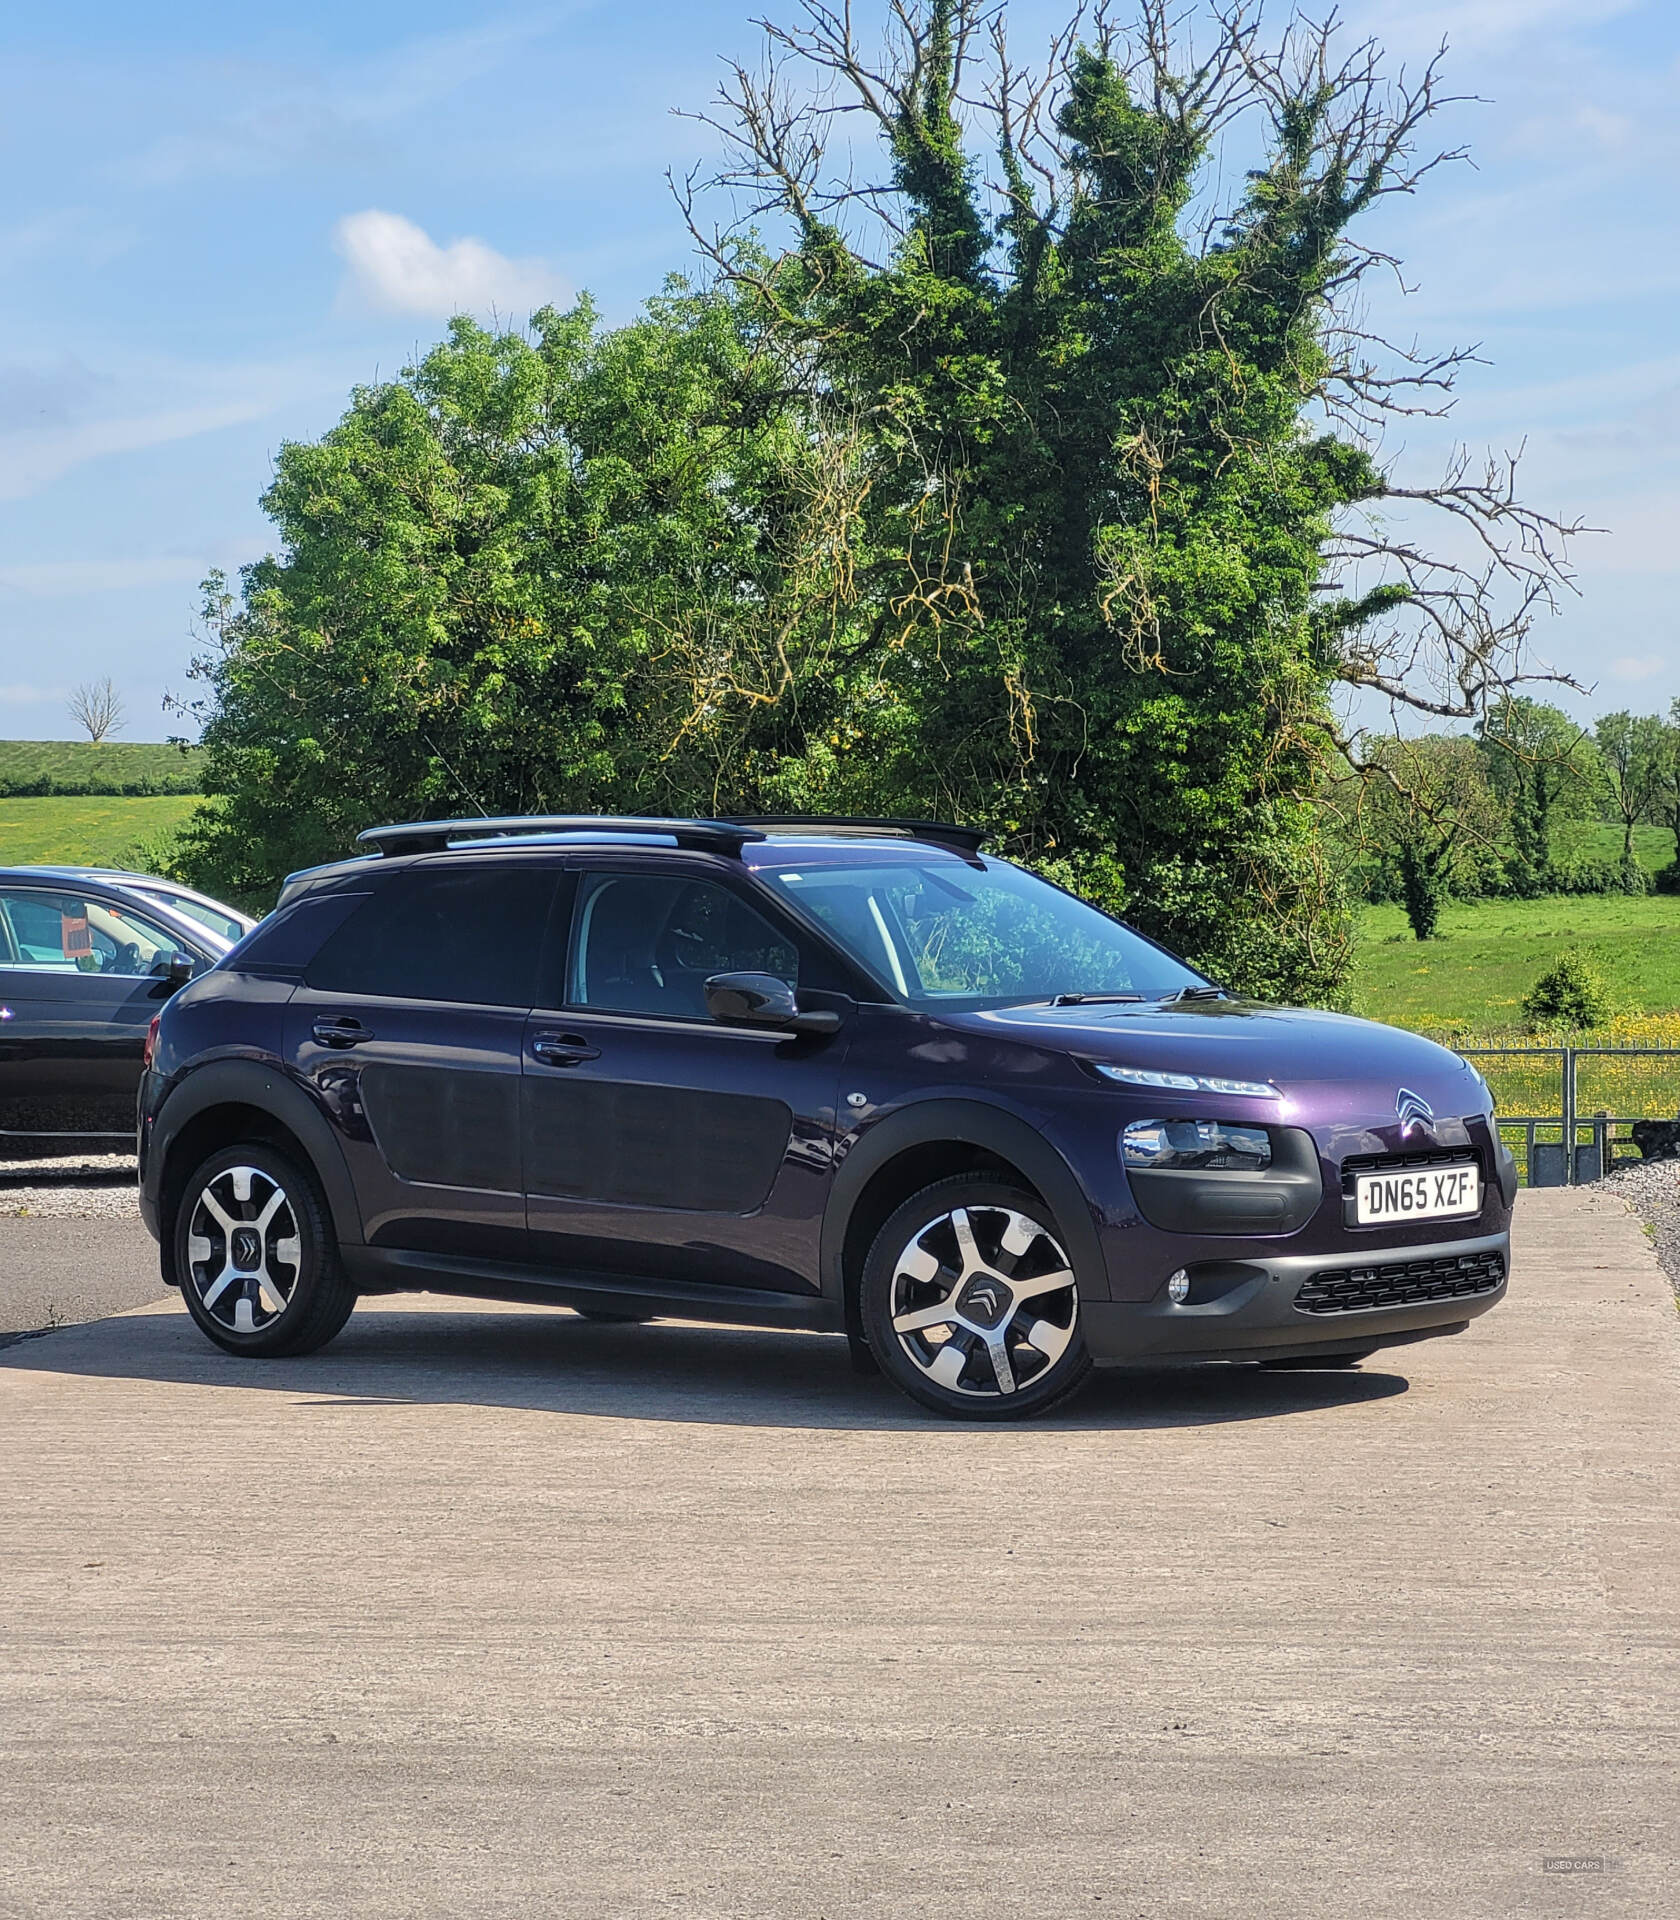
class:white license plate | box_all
[1354,1163,1481,1226]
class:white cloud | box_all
[333,209,569,319]
[0,557,205,597]
[0,400,274,503]
[0,350,352,502]
[1609,653,1668,681]
[0,683,69,705]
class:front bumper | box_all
[1080,1228,1509,1365]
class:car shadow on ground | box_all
[1,1295,1411,1432]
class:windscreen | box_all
[760,855,1206,1010]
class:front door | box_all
[523,864,845,1293]
[285,861,559,1258]
[0,884,196,1145]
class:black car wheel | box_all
[860,1176,1093,1421]
[173,1144,356,1357]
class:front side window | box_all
[569,873,797,1019]
[759,855,1205,1011]
[305,868,555,1007]
[0,888,189,977]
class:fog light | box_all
[1166,1269,1191,1305]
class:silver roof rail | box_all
[354,815,766,858]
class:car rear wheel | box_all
[173,1144,356,1357]
[860,1176,1093,1422]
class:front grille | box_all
[1340,1147,1480,1182]
[1294,1249,1506,1315]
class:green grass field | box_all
[0,794,200,868]
[1573,820,1672,875]
[1352,893,1680,1034]
[0,738,203,797]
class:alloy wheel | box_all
[887,1203,1078,1400]
[184,1164,303,1336]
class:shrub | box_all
[1522,951,1614,1031]
[1548,854,1649,897]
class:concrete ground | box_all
[1,1190,1676,1919]
[0,1214,160,1339]
[0,1157,159,1341]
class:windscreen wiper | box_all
[1163,985,1230,1003]
[1050,992,1146,1006]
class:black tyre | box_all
[172,1143,356,1358]
[1259,1351,1374,1371]
[859,1176,1093,1422]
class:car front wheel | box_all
[860,1176,1093,1421]
[173,1144,356,1357]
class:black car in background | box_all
[48,868,257,947]
[0,869,220,1154]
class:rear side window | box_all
[230,891,370,975]
[307,868,556,1007]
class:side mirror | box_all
[164,952,197,989]
[704,971,841,1036]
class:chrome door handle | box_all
[530,1032,599,1066]
[312,1017,373,1048]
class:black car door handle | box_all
[530,1031,600,1066]
[312,1017,373,1048]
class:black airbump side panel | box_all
[361,1065,520,1193]
[524,1080,791,1214]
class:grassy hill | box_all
[1352,893,1680,1036]
[0,794,200,868]
[0,739,203,797]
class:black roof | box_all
[355,814,986,859]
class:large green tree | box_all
[1337,735,1506,940]
[675,0,1576,999]
[1652,699,1680,883]
[1593,709,1668,868]
[175,285,844,903]
[1476,696,1598,893]
[180,2,1578,1003]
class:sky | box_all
[0,0,1676,741]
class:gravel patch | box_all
[0,1154,138,1220]
[1593,1156,1680,1299]
[0,1183,140,1220]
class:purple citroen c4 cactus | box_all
[138,816,1513,1420]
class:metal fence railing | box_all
[1455,1044,1680,1186]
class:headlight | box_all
[1123,1118,1273,1172]
[1096,1064,1277,1099]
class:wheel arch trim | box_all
[150,1059,364,1249]
[821,1099,1108,1309]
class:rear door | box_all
[285,860,559,1259]
[522,862,846,1293]
[0,884,200,1145]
